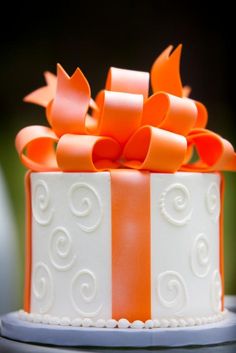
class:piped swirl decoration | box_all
[32,262,54,314]
[211,270,222,313]
[157,271,188,315]
[49,227,76,271]
[32,179,54,226]
[206,182,220,222]
[160,183,192,226]
[69,183,103,232]
[71,269,103,318]
[190,233,210,278]
[15,45,236,173]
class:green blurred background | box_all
[0,2,235,308]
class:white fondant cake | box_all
[21,171,224,328]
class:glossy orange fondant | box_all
[57,134,121,171]
[194,101,208,128]
[15,45,236,173]
[106,67,149,100]
[182,129,236,172]
[93,90,143,145]
[111,170,150,321]
[24,71,57,107]
[151,45,183,97]
[142,92,197,136]
[48,64,91,136]
[122,125,187,172]
[24,172,32,312]
[15,125,59,172]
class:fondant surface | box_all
[31,172,111,320]
[27,172,222,326]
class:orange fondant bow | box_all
[16,45,236,173]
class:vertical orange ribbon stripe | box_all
[111,170,151,321]
[24,171,32,312]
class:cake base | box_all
[1,310,236,347]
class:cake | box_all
[15,45,236,329]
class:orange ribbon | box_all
[16,44,236,173]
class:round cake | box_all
[14,44,236,330]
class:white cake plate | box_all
[1,309,236,348]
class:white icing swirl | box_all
[69,183,103,232]
[71,269,102,317]
[32,262,54,314]
[211,270,222,313]
[157,271,188,314]
[206,182,220,222]
[190,233,210,278]
[49,227,76,271]
[160,183,192,226]
[32,179,54,226]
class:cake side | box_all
[151,172,222,319]
[19,171,225,328]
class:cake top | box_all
[15,45,236,173]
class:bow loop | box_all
[123,125,187,172]
[142,92,197,136]
[15,125,59,171]
[57,134,121,172]
[91,90,143,145]
[106,67,150,100]
[182,129,236,171]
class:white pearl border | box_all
[18,310,227,329]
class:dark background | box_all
[0,1,236,303]
[1,2,235,138]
